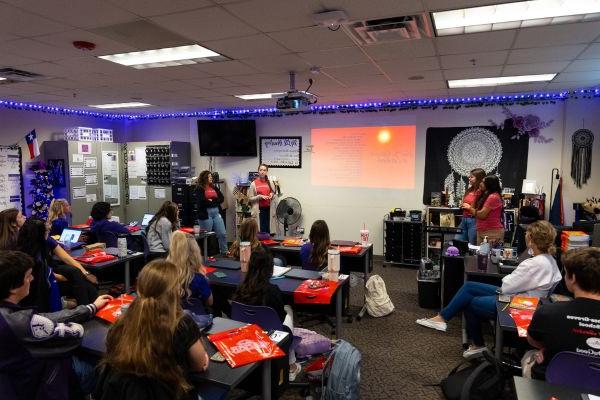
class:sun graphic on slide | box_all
[377,129,391,143]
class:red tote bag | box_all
[293,279,339,305]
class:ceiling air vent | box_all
[0,68,44,83]
[347,13,434,44]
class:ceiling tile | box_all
[34,29,138,57]
[53,56,129,74]
[440,51,508,69]
[0,39,82,62]
[226,73,291,86]
[269,26,355,52]
[9,62,72,78]
[513,21,600,49]
[503,61,570,76]
[108,0,212,17]
[203,34,290,59]
[378,57,441,74]
[191,60,259,76]
[553,71,600,83]
[507,45,587,64]
[323,63,382,79]
[148,65,212,80]
[0,53,40,66]
[321,0,423,21]
[150,7,258,42]
[362,39,436,61]
[212,85,255,96]
[402,88,449,98]
[423,0,523,11]
[579,44,600,60]
[224,0,321,32]
[436,30,517,55]
[241,54,309,73]
[565,59,600,72]
[174,87,221,98]
[2,0,139,30]
[443,66,503,80]
[447,87,496,95]
[298,47,369,68]
[492,83,548,93]
[183,77,239,89]
[0,3,70,37]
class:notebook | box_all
[284,268,322,280]
[331,240,358,246]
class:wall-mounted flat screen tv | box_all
[197,120,257,157]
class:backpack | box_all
[440,352,505,400]
[293,327,332,358]
[322,340,361,400]
[364,275,394,317]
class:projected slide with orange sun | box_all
[311,126,416,189]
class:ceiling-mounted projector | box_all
[276,71,317,112]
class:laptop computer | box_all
[141,213,154,228]
[205,258,241,270]
[284,268,322,280]
[58,229,86,249]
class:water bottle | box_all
[327,249,340,281]
[117,234,127,257]
[477,236,490,271]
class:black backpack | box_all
[440,352,505,400]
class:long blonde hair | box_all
[103,260,190,396]
[46,199,68,230]
[229,218,261,259]
[167,231,203,299]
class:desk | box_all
[513,376,599,400]
[69,248,144,293]
[195,231,216,258]
[82,317,274,400]
[495,300,517,359]
[206,259,349,339]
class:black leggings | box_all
[53,264,98,306]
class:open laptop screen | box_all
[141,214,154,226]
[59,229,82,243]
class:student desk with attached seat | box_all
[512,376,600,400]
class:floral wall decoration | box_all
[490,106,554,143]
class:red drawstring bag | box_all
[260,239,279,246]
[179,227,195,234]
[293,279,339,305]
[509,308,536,337]
[337,246,362,254]
[74,250,116,264]
[204,266,217,274]
[96,294,135,323]
[207,324,285,368]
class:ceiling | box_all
[0,0,599,113]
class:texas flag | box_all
[25,129,40,159]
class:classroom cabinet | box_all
[383,219,423,267]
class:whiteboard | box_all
[259,136,302,168]
[101,150,120,206]
[0,147,23,211]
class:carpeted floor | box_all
[280,258,490,400]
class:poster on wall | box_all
[423,126,529,206]
[259,137,302,168]
[101,151,120,206]
[78,142,92,155]
[0,147,23,211]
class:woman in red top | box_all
[462,175,504,244]
[195,170,228,254]
[454,168,485,245]
[248,164,276,233]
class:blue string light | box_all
[0,88,598,120]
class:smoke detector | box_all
[313,10,349,28]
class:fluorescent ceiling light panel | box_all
[98,44,222,69]
[235,92,285,100]
[0,77,6,81]
[89,102,152,109]
[448,74,556,88]
[433,0,600,36]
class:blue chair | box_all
[546,351,600,393]
[231,301,284,331]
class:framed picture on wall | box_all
[259,136,302,168]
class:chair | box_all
[546,351,600,393]
[231,301,284,331]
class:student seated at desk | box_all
[18,218,98,311]
[0,207,26,250]
[96,259,209,400]
[146,201,179,258]
[300,219,330,270]
[0,251,112,400]
[90,202,130,248]
[525,247,600,380]
[232,247,301,381]
[417,221,562,358]
[47,198,71,236]
[228,218,262,259]
[167,231,213,315]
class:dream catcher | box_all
[570,128,594,189]
[445,127,503,206]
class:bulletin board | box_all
[0,146,24,211]
[259,137,302,168]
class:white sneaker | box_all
[463,346,489,359]
[416,318,447,332]
[289,363,301,382]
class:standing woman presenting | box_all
[195,170,228,255]
[455,168,486,245]
[248,163,277,234]
[463,175,504,244]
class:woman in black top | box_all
[195,170,227,255]
[232,247,301,380]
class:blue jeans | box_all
[440,281,498,346]
[199,207,228,254]
[454,216,477,245]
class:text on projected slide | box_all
[311,126,416,189]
